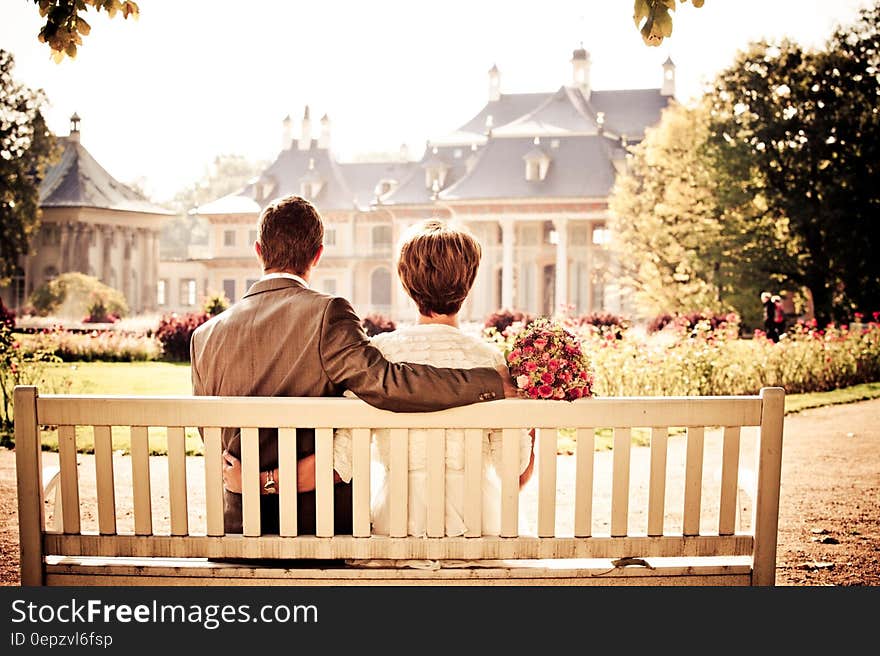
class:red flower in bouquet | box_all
[506,317,594,401]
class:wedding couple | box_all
[190,194,534,537]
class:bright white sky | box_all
[1,0,872,202]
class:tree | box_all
[34,0,139,62]
[0,50,58,286]
[160,154,266,259]
[706,4,880,323]
[633,0,705,46]
[609,99,784,326]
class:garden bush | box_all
[362,313,396,337]
[29,272,128,320]
[483,308,535,334]
[203,293,229,316]
[0,298,15,329]
[19,327,161,362]
[156,311,210,361]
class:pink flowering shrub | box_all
[505,318,594,400]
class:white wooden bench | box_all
[14,385,785,586]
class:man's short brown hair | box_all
[257,195,324,274]
[397,219,481,316]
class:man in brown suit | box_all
[190,194,514,534]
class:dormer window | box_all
[254,177,276,204]
[374,178,398,198]
[300,158,324,199]
[523,138,550,182]
[423,148,449,190]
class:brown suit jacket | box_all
[190,277,504,534]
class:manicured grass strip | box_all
[784,382,880,414]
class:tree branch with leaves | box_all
[634,0,705,46]
[34,0,139,62]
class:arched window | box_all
[370,267,392,310]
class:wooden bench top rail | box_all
[34,394,764,429]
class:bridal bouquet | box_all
[506,317,593,400]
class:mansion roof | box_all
[40,136,171,215]
[197,57,672,217]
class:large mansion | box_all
[163,48,675,321]
[2,48,676,322]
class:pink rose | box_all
[525,361,538,372]
[541,372,554,384]
[533,338,548,351]
[547,359,560,371]
[538,384,553,398]
[522,346,535,356]
[516,375,530,389]
[528,387,542,399]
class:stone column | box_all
[122,228,132,300]
[100,226,113,284]
[59,223,71,272]
[153,229,161,311]
[501,218,515,309]
[553,217,568,315]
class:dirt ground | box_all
[0,398,877,586]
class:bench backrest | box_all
[14,386,784,585]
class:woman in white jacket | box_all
[333,219,534,536]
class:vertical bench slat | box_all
[611,427,631,537]
[647,426,669,537]
[93,425,116,535]
[683,426,705,536]
[58,424,80,534]
[753,387,785,586]
[537,428,557,537]
[14,387,43,585]
[426,428,445,538]
[315,427,335,537]
[240,427,261,537]
[719,426,742,535]
[501,428,520,537]
[574,427,594,537]
[203,427,224,537]
[463,428,482,537]
[168,426,189,536]
[130,426,152,536]
[388,428,409,538]
[351,428,371,537]
[277,427,298,537]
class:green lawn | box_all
[23,361,880,455]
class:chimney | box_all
[298,105,312,150]
[281,114,293,150]
[488,64,501,102]
[571,45,591,100]
[318,113,331,149]
[69,112,81,143]
[662,56,676,97]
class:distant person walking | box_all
[761,291,779,342]
[772,294,786,339]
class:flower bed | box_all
[488,313,880,397]
[16,327,162,362]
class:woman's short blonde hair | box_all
[396,219,481,317]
